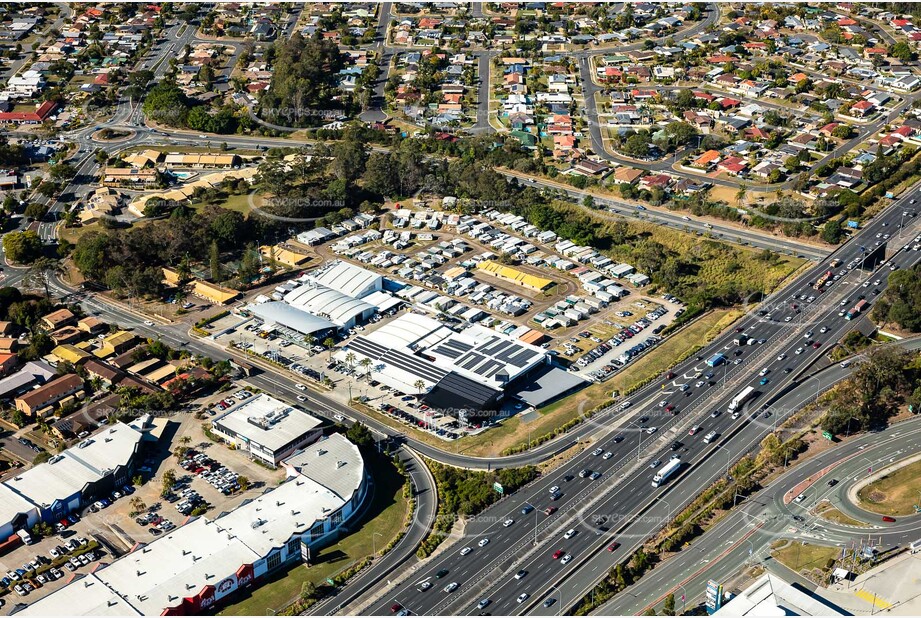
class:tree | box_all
[324,337,336,361]
[3,230,42,263]
[359,356,372,381]
[237,475,250,491]
[33,451,51,465]
[345,422,373,448]
[892,41,914,63]
[161,469,177,496]
[622,133,651,158]
[822,219,843,244]
[414,379,426,397]
[663,593,676,616]
[209,240,222,282]
[26,257,64,299]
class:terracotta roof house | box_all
[14,373,84,417]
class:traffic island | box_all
[853,453,921,516]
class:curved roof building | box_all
[284,283,375,329]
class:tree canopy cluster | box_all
[822,347,921,435]
[872,264,921,332]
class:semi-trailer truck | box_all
[652,456,682,488]
[727,386,757,412]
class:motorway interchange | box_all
[20,159,921,618]
[28,176,921,618]
[363,190,921,616]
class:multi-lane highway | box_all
[603,398,921,616]
[359,187,921,615]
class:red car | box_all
[607,542,621,552]
[390,604,402,613]
[552,549,564,560]
[812,342,821,349]
[882,516,896,523]
[545,506,557,515]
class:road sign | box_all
[823,431,834,441]
[493,482,504,495]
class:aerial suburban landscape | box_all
[5,1,921,616]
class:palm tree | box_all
[735,183,748,207]
[27,257,64,299]
[345,352,356,372]
[414,379,426,398]
[359,357,372,382]
[304,334,316,354]
[323,337,335,362]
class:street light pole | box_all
[372,532,382,556]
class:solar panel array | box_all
[429,334,540,380]
[347,337,448,384]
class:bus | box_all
[652,457,682,488]
[727,386,757,412]
[845,299,868,320]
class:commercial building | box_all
[211,394,323,468]
[475,260,554,291]
[283,283,376,330]
[192,280,241,305]
[100,167,159,189]
[3,418,149,525]
[18,433,367,616]
[714,573,847,616]
[163,153,240,168]
[336,313,555,417]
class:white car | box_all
[444,582,458,593]
[560,554,572,565]
[503,519,514,528]
[820,327,828,333]
[795,347,804,355]
[563,529,577,540]
[296,395,307,402]
[759,368,769,377]
[549,486,559,494]
[784,316,793,322]
[143,320,154,326]
[602,452,613,460]
[460,547,472,556]
[646,426,657,434]
[294,383,306,391]
[517,593,530,604]
[777,354,786,361]
[478,538,490,547]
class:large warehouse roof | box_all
[366,313,452,351]
[18,434,365,617]
[308,261,382,298]
[424,324,547,387]
[6,422,145,508]
[284,283,374,327]
[246,301,337,335]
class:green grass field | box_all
[857,458,921,516]
[771,540,839,573]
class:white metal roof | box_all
[212,394,321,454]
[284,283,374,327]
[19,434,365,616]
[246,301,337,335]
[366,312,452,351]
[6,423,143,508]
[308,260,382,298]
